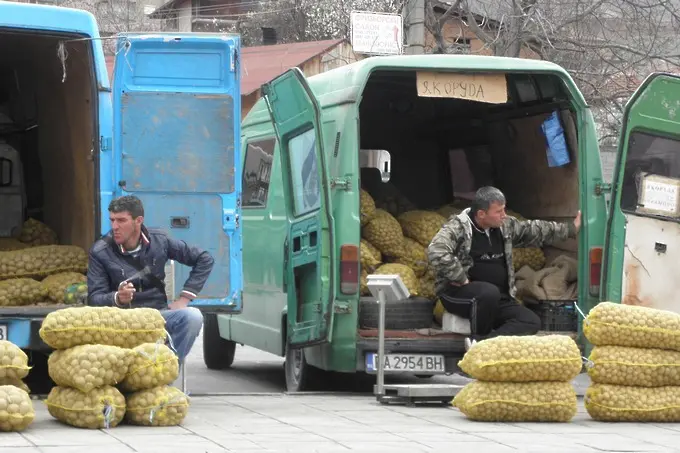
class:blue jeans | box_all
[160,307,204,364]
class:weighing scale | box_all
[366,274,465,407]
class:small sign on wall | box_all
[638,174,680,217]
[416,72,508,104]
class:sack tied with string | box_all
[0,341,30,381]
[586,345,680,387]
[585,383,680,422]
[125,385,190,426]
[0,385,34,432]
[47,344,133,393]
[452,381,578,422]
[45,385,126,429]
[583,302,680,351]
[457,335,583,382]
[39,306,167,350]
[120,342,179,392]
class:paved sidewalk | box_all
[3,393,680,453]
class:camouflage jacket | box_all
[427,208,577,298]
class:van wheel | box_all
[284,340,317,393]
[202,314,236,370]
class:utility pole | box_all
[404,0,425,54]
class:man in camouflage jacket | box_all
[427,186,581,348]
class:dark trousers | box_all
[439,281,541,340]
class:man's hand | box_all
[451,278,469,287]
[116,281,135,305]
[574,210,582,234]
[169,296,191,310]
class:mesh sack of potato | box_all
[63,282,88,305]
[392,238,428,277]
[360,239,382,273]
[360,269,369,296]
[585,383,680,422]
[372,184,418,218]
[41,272,87,304]
[397,210,448,248]
[0,385,34,432]
[0,245,87,280]
[125,385,190,426]
[39,306,166,350]
[48,344,133,393]
[512,247,546,271]
[360,189,376,226]
[375,263,419,297]
[0,278,47,306]
[436,204,462,220]
[453,381,577,422]
[583,302,680,351]
[46,385,126,429]
[0,341,30,380]
[586,345,680,387]
[0,378,29,394]
[361,209,405,257]
[419,274,436,301]
[458,335,582,382]
[0,239,29,252]
[120,342,179,392]
[17,218,59,246]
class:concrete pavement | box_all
[5,393,680,453]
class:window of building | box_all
[242,138,276,208]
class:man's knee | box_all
[173,307,203,336]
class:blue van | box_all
[0,2,243,358]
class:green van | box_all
[203,55,609,391]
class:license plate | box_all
[365,353,445,373]
[0,324,7,342]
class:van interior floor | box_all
[357,69,580,337]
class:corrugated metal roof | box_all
[104,38,346,95]
[240,39,346,95]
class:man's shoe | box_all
[464,337,477,352]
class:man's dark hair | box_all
[471,186,506,214]
[109,195,144,218]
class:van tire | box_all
[202,314,236,370]
[284,340,324,393]
[359,297,435,330]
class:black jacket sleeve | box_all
[166,237,215,299]
[87,246,117,307]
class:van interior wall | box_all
[359,74,580,257]
[0,32,95,250]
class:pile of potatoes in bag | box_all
[452,335,581,422]
[359,187,547,321]
[0,218,89,308]
[583,302,680,422]
[0,341,35,432]
[40,306,190,429]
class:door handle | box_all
[283,237,289,292]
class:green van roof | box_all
[242,54,587,128]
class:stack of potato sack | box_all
[453,335,582,422]
[583,302,680,422]
[0,341,35,432]
[39,306,190,429]
[0,218,88,308]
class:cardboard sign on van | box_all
[416,72,508,104]
[638,174,680,217]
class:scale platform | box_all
[374,383,464,407]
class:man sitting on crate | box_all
[427,186,581,351]
[86,195,214,364]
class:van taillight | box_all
[589,247,603,297]
[340,244,359,295]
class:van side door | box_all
[261,68,336,348]
[111,33,243,314]
[602,73,680,312]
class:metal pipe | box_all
[377,288,387,396]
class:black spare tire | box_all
[359,296,435,330]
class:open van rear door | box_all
[602,73,680,312]
[260,68,336,348]
[111,33,242,314]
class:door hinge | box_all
[333,301,351,314]
[595,182,612,196]
[330,177,351,191]
[230,47,238,72]
[100,136,112,152]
